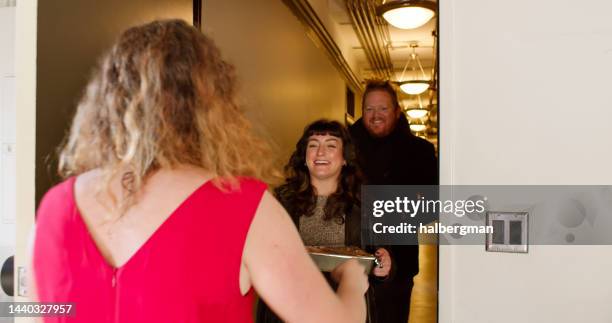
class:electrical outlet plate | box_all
[485,211,529,253]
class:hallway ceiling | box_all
[324,0,438,138]
[329,0,436,82]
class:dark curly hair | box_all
[275,120,362,224]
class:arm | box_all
[26,225,42,323]
[243,191,367,323]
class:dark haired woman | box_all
[257,120,392,323]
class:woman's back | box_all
[33,168,266,322]
[32,20,368,323]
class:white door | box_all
[439,0,612,322]
[0,4,17,317]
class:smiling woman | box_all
[257,120,391,323]
[276,120,361,227]
[306,134,345,194]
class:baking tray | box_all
[307,247,379,273]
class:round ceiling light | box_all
[409,123,427,132]
[406,107,429,119]
[399,80,430,95]
[377,0,437,30]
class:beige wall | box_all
[439,0,612,322]
[201,0,348,162]
[35,0,192,205]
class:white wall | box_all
[14,0,37,312]
[0,5,16,309]
[439,0,612,322]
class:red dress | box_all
[33,177,266,323]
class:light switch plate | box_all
[486,211,528,253]
[17,266,27,297]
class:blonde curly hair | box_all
[59,19,279,213]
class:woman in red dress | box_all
[30,19,368,323]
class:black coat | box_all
[349,114,438,186]
[349,113,438,323]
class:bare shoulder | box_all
[75,166,215,198]
[74,169,104,194]
[243,190,300,265]
[73,169,114,215]
[74,166,216,219]
[254,190,286,219]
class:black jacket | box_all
[349,114,438,186]
[349,114,438,323]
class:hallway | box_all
[409,244,438,323]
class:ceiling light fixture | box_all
[406,107,428,119]
[404,93,429,119]
[377,0,437,30]
[409,123,427,133]
[400,81,429,95]
[398,43,430,95]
